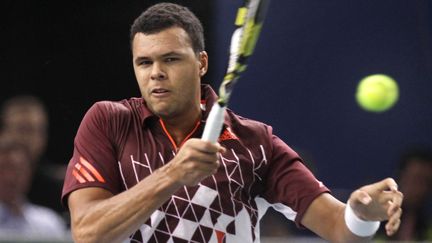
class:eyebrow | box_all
[134,51,183,65]
[161,51,183,57]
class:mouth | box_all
[150,88,170,98]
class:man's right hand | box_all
[68,139,225,242]
[164,139,225,186]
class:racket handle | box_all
[202,103,226,143]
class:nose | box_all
[150,62,167,81]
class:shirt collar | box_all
[139,84,230,127]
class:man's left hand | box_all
[348,177,403,236]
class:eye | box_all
[139,60,153,66]
[165,57,179,63]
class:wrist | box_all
[344,201,380,237]
[159,163,184,188]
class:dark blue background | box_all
[213,0,432,190]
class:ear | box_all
[198,51,208,77]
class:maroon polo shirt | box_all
[62,85,329,243]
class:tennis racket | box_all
[202,0,271,142]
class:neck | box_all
[160,109,201,147]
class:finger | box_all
[387,200,402,216]
[189,159,219,173]
[176,147,219,165]
[385,210,401,236]
[183,139,217,151]
[374,177,398,191]
[195,141,224,154]
[386,219,401,236]
[212,161,220,174]
[350,189,372,206]
[196,153,220,164]
[384,191,403,215]
[199,163,219,174]
[388,206,402,222]
[376,190,397,204]
[218,145,227,153]
[387,201,397,216]
[385,205,402,235]
[392,190,403,208]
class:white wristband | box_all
[344,202,380,237]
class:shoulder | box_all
[226,109,272,137]
[225,109,299,158]
[90,98,140,115]
[84,98,145,122]
[223,109,276,151]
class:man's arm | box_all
[68,170,180,243]
[301,178,403,242]
[68,139,224,243]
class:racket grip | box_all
[202,103,226,143]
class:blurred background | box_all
[1,0,431,241]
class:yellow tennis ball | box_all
[356,74,399,112]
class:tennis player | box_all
[62,3,403,242]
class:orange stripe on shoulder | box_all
[75,163,95,182]
[79,156,106,183]
[72,169,86,183]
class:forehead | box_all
[132,27,194,57]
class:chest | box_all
[116,126,268,197]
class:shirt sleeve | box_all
[263,131,330,228]
[61,101,125,208]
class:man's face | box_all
[132,27,208,120]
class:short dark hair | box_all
[130,2,205,54]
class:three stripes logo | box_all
[72,156,105,183]
[219,127,238,142]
